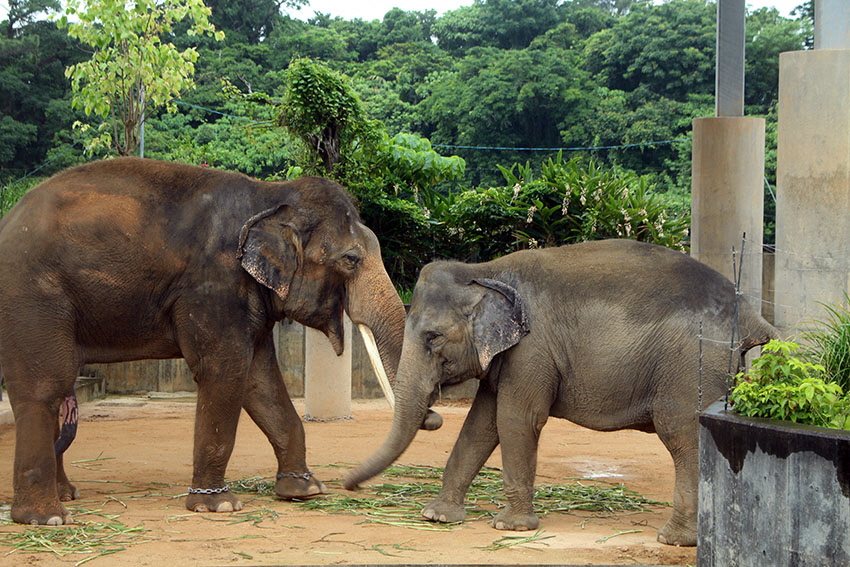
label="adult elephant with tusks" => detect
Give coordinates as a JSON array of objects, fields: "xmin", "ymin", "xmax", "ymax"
[
  {"xmin": 0, "ymin": 157, "xmax": 440, "ymax": 526},
  {"xmin": 344, "ymin": 239, "xmax": 778, "ymax": 546}
]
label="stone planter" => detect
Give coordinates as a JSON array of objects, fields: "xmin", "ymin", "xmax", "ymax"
[{"xmin": 698, "ymin": 400, "xmax": 850, "ymax": 566}]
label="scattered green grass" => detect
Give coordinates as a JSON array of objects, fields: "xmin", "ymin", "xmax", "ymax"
[
  {"xmin": 274, "ymin": 464, "xmax": 665, "ymax": 530},
  {"xmin": 0, "ymin": 517, "xmax": 149, "ymax": 566},
  {"xmin": 0, "ymin": 463, "xmax": 663, "ymax": 562}
]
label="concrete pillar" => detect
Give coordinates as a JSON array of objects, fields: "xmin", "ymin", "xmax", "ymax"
[
  {"xmin": 691, "ymin": 117, "xmax": 765, "ymax": 305},
  {"xmin": 303, "ymin": 316, "xmax": 351, "ymax": 419},
  {"xmin": 715, "ymin": 0, "xmax": 745, "ymax": 117},
  {"xmin": 815, "ymin": 0, "xmax": 850, "ymax": 49},
  {"xmin": 774, "ymin": 49, "xmax": 850, "ymax": 334}
]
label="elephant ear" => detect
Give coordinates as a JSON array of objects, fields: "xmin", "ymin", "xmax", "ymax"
[
  {"xmin": 238, "ymin": 205, "xmax": 302, "ymax": 301},
  {"xmin": 469, "ymin": 278, "xmax": 530, "ymax": 372}
]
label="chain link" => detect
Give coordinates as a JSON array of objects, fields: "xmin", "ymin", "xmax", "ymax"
[
  {"xmin": 276, "ymin": 471, "xmax": 314, "ymax": 481},
  {"xmin": 187, "ymin": 485, "xmax": 230, "ymax": 495}
]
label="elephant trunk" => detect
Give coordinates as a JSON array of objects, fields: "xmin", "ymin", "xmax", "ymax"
[
  {"xmin": 343, "ymin": 349, "xmax": 434, "ymax": 489},
  {"xmin": 359, "ymin": 290, "xmax": 404, "ymax": 392},
  {"xmin": 345, "ymin": 241, "xmax": 406, "ymax": 394}
]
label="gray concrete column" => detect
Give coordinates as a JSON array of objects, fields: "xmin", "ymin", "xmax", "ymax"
[
  {"xmin": 304, "ymin": 315, "xmax": 351, "ymax": 419},
  {"xmin": 715, "ymin": 0, "xmax": 745, "ymax": 117},
  {"xmin": 774, "ymin": 49, "xmax": 850, "ymax": 334},
  {"xmin": 691, "ymin": 117, "xmax": 765, "ymax": 306},
  {"xmin": 815, "ymin": 0, "xmax": 850, "ymax": 50}
]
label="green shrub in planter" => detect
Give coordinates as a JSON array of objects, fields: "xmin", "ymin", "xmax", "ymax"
[
  {"xmin": 730, "ymin": 340, "xmax": 850, "ymax": 430},
  {"xmin": 802, "ymin": 294, "xmax": 850, "ymax": 393}
]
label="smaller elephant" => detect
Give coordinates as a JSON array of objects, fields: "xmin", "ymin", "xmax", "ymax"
[{"xmin": 344, "ymin": 239, "xmax": 777, "ymax": 546}]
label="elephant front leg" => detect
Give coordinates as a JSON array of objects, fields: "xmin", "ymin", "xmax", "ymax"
[
  {"xmin": 423, "ymin": 385, "xmax": 499, "ymax": 524},
  {"xmin": 490, "ymin": 400, "xmax": 547, "ymax": 531},
  {"xmin": 242, "ymin": 340, "xmax": 326, "ymax": 500},
  {"xmin": 185, "ymin": 380, "xmax": 244, "ymax": 514}
]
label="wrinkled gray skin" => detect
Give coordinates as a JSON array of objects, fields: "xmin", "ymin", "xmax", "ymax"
[
  {"xmin": 0, "ymin": 157, "xmax": 440, "ymax": 526},
  {"xmin": 344, "ymin": 239, "xmax": 777, "ymax": 546}
]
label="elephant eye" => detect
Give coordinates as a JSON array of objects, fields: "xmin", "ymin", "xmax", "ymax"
[
  {"xmin": 425, "ymin": 331, "xmax": 445, "ymax": 350},
  {"xmin": 339, "ymin": 251, "xmax": 360, "ymax": 270}
]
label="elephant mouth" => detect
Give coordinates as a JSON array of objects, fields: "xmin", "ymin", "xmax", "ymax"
[{"xmin": 428, "ymin": 385, "xmax": 443, "ymax": 407}]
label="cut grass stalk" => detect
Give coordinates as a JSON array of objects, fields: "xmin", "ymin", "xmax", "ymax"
[
  {"xmin": 595, "ymin": 529, "xmax": 643, "ymax": 543},
  {"xmin": 481, "ymin": 529, "xmax": 554, "ymax": 551}
]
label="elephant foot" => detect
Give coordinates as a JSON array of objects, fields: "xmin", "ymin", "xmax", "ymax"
[
  {"xmin": 57, "ymin": 481, "xmax": 80, "ymax": 502},
  {"xmin": 186, "ymin": 490, "xmax": 243, "ymax": 513},
  {"xmin": 420, "ymin": 409, "xmax": 443, "ymax": 431},
  {"xmin": 491, "ymin": 509, "xmax": 539, "ymax": 531},
  {"xmin": 657, "ymin": 516, "xmax": 697, "ymax": 547},
  {"xmin": 11, "ymin": 501, "xmax": 73, "ymax": 526},
  {"xmin": 422, "ymin": 498, "xmax": 466, "ymax": 523},
  {"xmin": 274, "ymin": 471, "xmax": 326, "ymax": 500}
]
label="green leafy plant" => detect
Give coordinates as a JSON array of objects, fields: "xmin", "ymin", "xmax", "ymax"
[
  {"xmin": 730, "ymin": 340, "xmax": 850, "ymax": 430},
  {"xmin": 802, "ymin": 294, "xmax": 850, "ymax": 393},
  {"xmin": 59, "ymin": 0, "xmax": 224, "ymax": 156},
  {"xmin": 437, "ymin": 153, "xmax": 689, "ymax": 262}
]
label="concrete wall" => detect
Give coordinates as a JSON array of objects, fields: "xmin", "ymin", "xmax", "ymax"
[
  {"xmin": 87, "ymin": 320, "xmax": 478, "ymax": 400},
  {"xmin": 698, "ymin": 401, "xmax": 850, "ymax": 566}
]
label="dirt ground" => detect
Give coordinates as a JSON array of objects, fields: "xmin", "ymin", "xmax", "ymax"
[{"xmin": 0, "ymin": 395, "xmax": 697, "ymax": 566}]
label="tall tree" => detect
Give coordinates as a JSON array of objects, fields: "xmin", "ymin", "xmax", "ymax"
[
  {"xmin": 4, "ymin": 0, "xmax": 60, "ymax": 38},
  {"xmin": 277, "ymin": 57, "xmax": 375, "ymax": 173},
  {"xmin": 745, "ymin": 7, "xmax": 809, "ymax": 111},
  {"xmin": 59, "ymin": 0, "xmax": 224, "ymax": 156},
  {"xmin": 378, "ymin": 8, "xmax": 436, "ymax": 48},
  {"xmin": 420, "ymin": 45, "xmax": 594, "ymax": 185},
  {"xmin": 0, "ymin": 19, "xmax": 84, "ymax": 176},
  {"xmin": 583, "ymin": 0, "xmax": 716, "ymax": 101},
  {"xmin": 204, "ymin": 0, "xmax": 305, "ymax": 44},
  {"xmin": 433, "ymin": 0, "xmax": 564, "ymax": 54}
]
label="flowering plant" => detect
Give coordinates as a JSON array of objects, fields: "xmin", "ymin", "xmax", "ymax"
[{"xmin": 439, "ymin": 153, "xmax": 689, "ymax": 260}]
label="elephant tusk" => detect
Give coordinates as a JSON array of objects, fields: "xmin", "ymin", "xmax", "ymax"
[{"xmin": 358, "ymin": 323, "xmax": 395, "ymax": 409}]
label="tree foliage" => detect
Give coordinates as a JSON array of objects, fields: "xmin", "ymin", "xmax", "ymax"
[
  {"xmin": 277, "ymin": 57, "xmax": 373, "ymax": 173},
  {"xmin": 204, "ymin": 0, "xmax": 304, "ymax": 44},
  {"xmin": 4, "ymin": 0, "xmax": 61, "ymax": 38},
  {"xmin": 59, "ymin": 0, "xmax": 224, "ymax": 156},
  {"xmin": 1, "ymin": 0, "xmax": 813, "ymax": 281}
]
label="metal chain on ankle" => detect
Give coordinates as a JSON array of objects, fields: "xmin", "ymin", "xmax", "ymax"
[
  {"xmin": 276, "ymin": 471, "xmax": 314, "ymax": 481},
  {"xmin": 187, "ymin": 485, "xmax": 230, "ymax": 495}
]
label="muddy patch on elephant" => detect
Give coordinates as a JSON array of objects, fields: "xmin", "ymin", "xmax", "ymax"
[{"xmin": 0, "ymin": 397, "xmax": 696, "ymax": 566}]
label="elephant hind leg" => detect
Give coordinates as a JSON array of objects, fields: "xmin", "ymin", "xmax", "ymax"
[
  {"xmin": 10, "ymin": 400, "xmax": 74, "ymax": 525},
  {"xmin": 55, "ymin": 391, "xmax": 80, "ymax": 502},
  {"xmin": 657, "ymin": 452, "xmax": 698, "ymax": 546},
  {"xmin": 3, "ymin": 350, "xmax": 79, "ymax": 525},
  {"xmin": 654, "ymin": 419, "xmax": 699, "ymax": 546}
]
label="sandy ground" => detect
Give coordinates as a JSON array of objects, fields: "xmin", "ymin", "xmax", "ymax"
[{"xmin": 0, "ymin": 396, "xmax": 697, "ymax": 566}]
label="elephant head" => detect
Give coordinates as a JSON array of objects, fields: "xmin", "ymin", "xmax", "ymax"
[
  {"xmin": 236, "ymin": 176, "xmax": 447, "ymax": 430},
  {"xmin": 343, "ymin": 262, "xmax": 528, "ymax": 488},
  {"xmin": 238, "ymin": 177, "xmax": 406, "ymax": 397}
]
